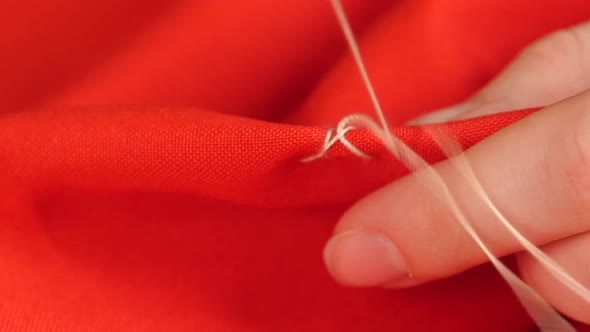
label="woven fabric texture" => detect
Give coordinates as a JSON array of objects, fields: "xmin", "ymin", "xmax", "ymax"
[{"xmin": 1, "ymin": 0, "xmax": 589, "ymax": 331}]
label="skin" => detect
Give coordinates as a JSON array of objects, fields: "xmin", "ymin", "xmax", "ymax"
[{"xmin": 323, "ymin": 20, "xmax": 590, "ymax": 324}]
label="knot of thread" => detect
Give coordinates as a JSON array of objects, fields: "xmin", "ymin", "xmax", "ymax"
[{"xmin": 301, "ymin": 119, "xmax": 371, "ymax": 162}]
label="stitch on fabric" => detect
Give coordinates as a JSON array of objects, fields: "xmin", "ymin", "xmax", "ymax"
[{"xmin": 301, "ymin": 123, "xmax": 370, "ymax": 162}]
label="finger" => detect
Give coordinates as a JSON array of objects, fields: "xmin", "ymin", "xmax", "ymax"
[
  {"xmin": 517, "ymin": 232, "xmax": 590, "ymax": 324},
  {"xmin": 409, "ymin": 20, "xmax": 590, "ymax": 125},
  {"xmin": 458, "ymin": 20, "xmax": 590, "ymax": 119},
  {"xmin": 323, "ymin": 89, "xmax": 590, "ymax": 287}
]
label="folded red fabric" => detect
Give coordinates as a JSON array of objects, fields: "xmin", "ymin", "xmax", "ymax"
[{"xmin": 1, "ymin": 0, "xmax": 589, "ymax": 331}]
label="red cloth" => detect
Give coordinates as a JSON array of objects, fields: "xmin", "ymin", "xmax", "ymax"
[{"xmin": 1, "ymin": 0, "xmax": 589, "ymax": 331}]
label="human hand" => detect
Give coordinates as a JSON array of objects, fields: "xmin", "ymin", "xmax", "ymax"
[{"xmin": 323, "ymin": 21, "xmax": 590, "ymax": 324}]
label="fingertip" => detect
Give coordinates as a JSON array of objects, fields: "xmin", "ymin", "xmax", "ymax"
[{"xmin": 323, "ymin": 229, "xmax": 410, "ymax": 287}]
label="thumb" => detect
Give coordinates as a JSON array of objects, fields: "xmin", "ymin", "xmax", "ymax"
[{"xmin": 323, "ymin": 89, "xmax": 590, "ymax": 289}]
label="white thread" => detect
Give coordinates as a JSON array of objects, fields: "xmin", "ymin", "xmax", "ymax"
[
  {"xmin": 329, "ymin": 0, "xmax": 390, "ymax": 134},
  {"xmin": 301, "ymin": 126, "xmax": 370, "ymax": 162},
  {"xmin": 326, "ymin": 0, "xmax": 587, "ymax": 330},
  {"xmin": 342, "ymin": 114, "xmax": 576, "ymax": 331},
  {"xmin": 426, "ymin": 126, "xmax": 590, "ymax": 304}
]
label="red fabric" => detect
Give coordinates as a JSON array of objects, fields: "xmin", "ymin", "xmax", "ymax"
[{"xmin": 1, "ymin": 0, "xmax": 589, "ymax": 331}]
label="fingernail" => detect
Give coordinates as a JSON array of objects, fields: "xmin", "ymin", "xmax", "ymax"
[
  {"xmin": 323, "ymin": 230, "xmax": 409, "ymax": 287},
  {"xmin": 407, "ymin": 101, "xmax": 477, "ymax": 125}
]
